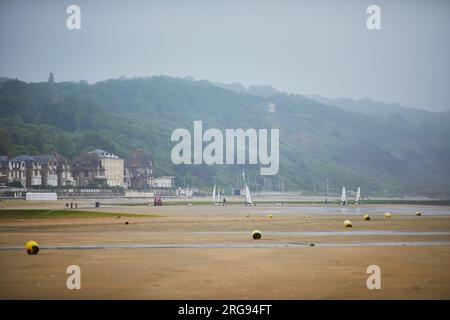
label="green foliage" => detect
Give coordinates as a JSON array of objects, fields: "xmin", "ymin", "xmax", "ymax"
[{"xmin": 0, "ymin": 76, "xmax": 449, "ymax": 196}]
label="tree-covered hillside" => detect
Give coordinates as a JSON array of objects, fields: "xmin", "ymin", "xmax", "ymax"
[{"xmin": 0, "ymin": 76, "xmax": 449, "ymax": 196}]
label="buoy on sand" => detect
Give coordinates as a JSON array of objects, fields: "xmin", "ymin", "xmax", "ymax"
[
  {"xmin": 252, "ymin": 230, "xmax": 262, "ymax": 240},
  {"xmin": 344, "ymin": 220, "xmax": 352, "ymax": 227},
  {"xmin": 245, "ymin": 213, "xmax": 250, "ymax": 218},
  {"xmin": 25, "ymin": 241, "xmax": 39, "ymax": 255},
  {"xmin": 416, "ymin": 210, "xmax": 421, "ymax": 216},
  {"xmin": 384, "ymin": 212, "xmax": 392, "ymax": 219},
  {"xmin": 268, "ymin": 214, "xmax": 273, "ymax": 219},
  {"xmin": 363, "ymin": 214, "xmax": 371, "ymax": 221}
]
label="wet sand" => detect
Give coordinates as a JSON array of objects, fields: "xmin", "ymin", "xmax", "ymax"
[{"xmin": 0, "ymin": 201, "xmax": 449, "ymax": 299}]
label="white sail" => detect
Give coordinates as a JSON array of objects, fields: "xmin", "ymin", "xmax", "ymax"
[
  {"xmin": 217, "ymin": 189, "xmax": 221, "ymax": 202},
  {"xmin": 212, "ymin": 185, "xmax": 217, "ymax": 203},
  {"xmin": 186, "ymin": 186, "xmax": 189, "ymax": 200},
  {"xmin": 355, "ymin": 187, "xmax": 361, "ymax": 203},
  {"xmin": 245, "ymin": 183, "xmax": 253, "ymax": 205},
  {"xmin": 341, "ymin": 186, "xmax": 347, "ymax": 204}
]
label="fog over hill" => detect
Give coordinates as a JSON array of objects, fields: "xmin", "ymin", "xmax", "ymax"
[{"xmin": 0, "ymin": 76, "xmax": 449, "ymax": 196}]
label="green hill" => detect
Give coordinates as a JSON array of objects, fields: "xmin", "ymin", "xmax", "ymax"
[{"xmin": 0, "ymin": 76, "xmax": 449, "ymax": 196}]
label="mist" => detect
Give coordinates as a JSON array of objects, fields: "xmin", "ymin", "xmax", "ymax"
[{"xmin": 0, "ymin": 0, "xmax": 449, "ymax": 111}]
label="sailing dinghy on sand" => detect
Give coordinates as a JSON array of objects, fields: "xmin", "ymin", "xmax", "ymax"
[
  {"xmin": 340, "ymin": 186, "xmax": 347, "ymax": 206},
  {"xmin": 186, "ymin": 186, "xmax": 192, "ymax": 205},
  {"xmin": 355, "ymin": 187, "xmax": 361, "ymax": 205},
  {"xmin": 244, "ymin": 183, "xmax": 254, "ymax": 206},
  {"xmin": 212, "ymin": 185, "xmax": 223, "ymax": 206},
  {"xmin": 241, "ymin": 169, "xmax": 254, "ymax": 206}
]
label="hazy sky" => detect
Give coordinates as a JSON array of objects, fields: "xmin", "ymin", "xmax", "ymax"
[{"xmin": 1, "ymin": 0, "xmax": 449, "ymax": 111}]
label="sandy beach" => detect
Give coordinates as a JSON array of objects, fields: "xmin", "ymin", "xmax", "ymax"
[{"xmin": 1, "ymin": 201, "xmax": 449, "ymax": 299}]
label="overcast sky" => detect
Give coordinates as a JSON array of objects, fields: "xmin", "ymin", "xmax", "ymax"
[{"xmin": 0, "ymin": 0, "xmax": 449, "ymax": 111}]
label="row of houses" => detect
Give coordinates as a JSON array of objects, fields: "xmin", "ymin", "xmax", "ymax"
[{"xmin": 0, "ymin": 149, "xmax": 175, "ymax": 189}]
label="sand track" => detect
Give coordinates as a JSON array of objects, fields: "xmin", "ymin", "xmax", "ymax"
[{"xmin": 1, "ymin": 202, "xmax": 449, "ymax": 299}]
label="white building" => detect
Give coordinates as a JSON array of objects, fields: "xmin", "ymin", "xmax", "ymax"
[
  {"xmin": 11, "ymin": 155, "xmax": 39, "ymax": 187},
  {"xmin": 53, "ymin": 153, "xmax": 75, "ymax": 187},
  {"xmin": 33, "ymin": 155, "xmax": 58, "ymax": 187},
  {"xmin": 88, "ymin": 149, "xmax": 124, "ymax": 187}
]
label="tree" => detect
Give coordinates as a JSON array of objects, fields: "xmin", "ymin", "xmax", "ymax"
[
  {"xmin": 56, "ymin": 135, "xmax": 76, "ymax": 158},
  {"xmin": 0, "ymin": 129, "xmax": 16, "ymax": 155}
]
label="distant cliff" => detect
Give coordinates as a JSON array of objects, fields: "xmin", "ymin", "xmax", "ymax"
[{"xmin": 0, "ymin": 76, "xmax": 449, "ymax": 196}]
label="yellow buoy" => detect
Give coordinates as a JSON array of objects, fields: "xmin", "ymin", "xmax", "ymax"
[
  {"xmin": 384, "ymin": 212, "xmax": 392, "ymax": 219},
  {"xmin": 25, "ymin": 241, "xmax": 39, "ymax": 255},
  {"xmin": 252, "ymin": 230, "xmax": 262, "ymax": 240},
  {"xmin": 363, "ymin": 214, "xmax": 371, "ymax": 221},
  {"xmin": 268, "ymin": 214, "xmax": 273, "ymax": 219},
  {"xmin": 416, "ymin": 211, "xmax": 421, "ymax": 216},
  {"xmin": 344, "ymin": 220, "xmax": 352, "ymax": 227}
]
